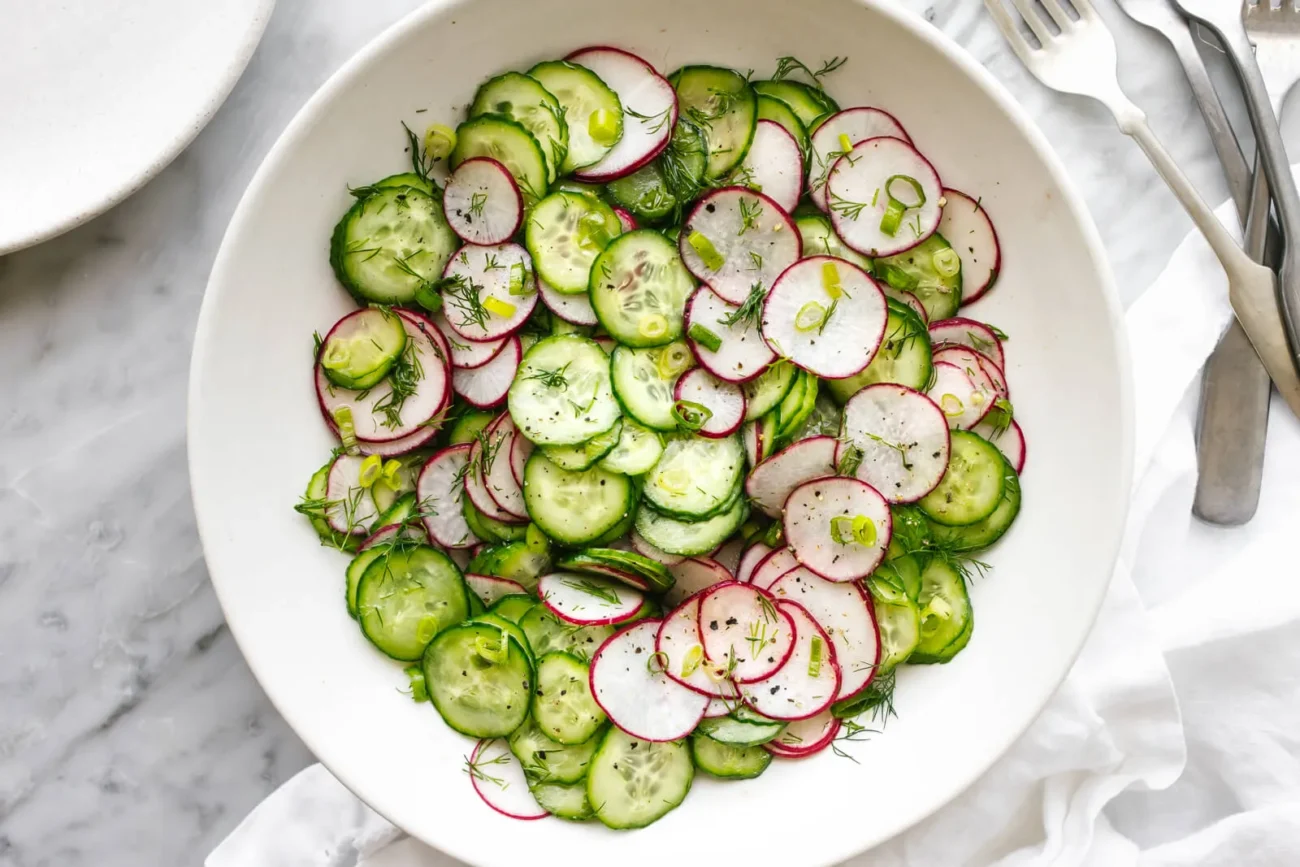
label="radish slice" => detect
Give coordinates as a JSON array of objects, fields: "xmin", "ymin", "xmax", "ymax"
[
  {"xmin": 468, "ymin": 739, "xmax": 548, "ymax": 820},
  {"xmin": 761, "ymin": 257, "xmax": 888, "ymax": 379},
  {"xmin": 538, "ymin": 276, "xmax": 598, "ymax": 326},
  {"xmin": 656, "ymin": 596, "xmax": 741, "ymax": 698},
  {"xmin": 712, "ymin": 540, "xmax": 745, "ymax": 576},
  {"xmin": 827, "ymin": 137, "xmax": 943, "ymax": 258},
  {"xmin": 441, "ymin": 243, "xmax": 539, "ymax": 342},
  {"xmin": 476, "ymin": 414, "xmax": 527, "ymax": 519},
  {"xmin": 465, "ymin": 573, "xmax": 528, "ymax": 606},
  {"xmin": 784, "ymin": 477, "xmax": 892, "ymax": 582},
  {"xmin": 453, "ymin": 336, "xmax": 521, "ymax": 408},
  {"xmin": 745, "ymin": 436, "xmax": 838, "ymax": 518},
  {"xmin": 764, "ymin": 711, "xmax": 841, "ymax": 757},
  {"xmin": 325, "ymin": 454, "xmax": 381, "ymax": 535},
  {"xmin": 739, "ymin": 600, "xmax": 841, "ymax": 721},
  {"xmin": 444, "ymin": 157, "xmax": 523, "ymax": 245},
  {"xmin": 433, "ymin": 311, "xmax": 507, "ymax": 370},
  {"xmin": 927, "ymin": 361, "xmax": 994, "ymax": 430},
  {"xmin": 631, "ymin": 529, "xmax": 686, "ymax": 566},
  {"xmin": 808, "ymin": 107, "xmax": 911, "ymax": 210},
  {"xmin": 973, "ymin": 416, "xmax": 1027, "ymax": 474},
  {"xmin": 418, "ymin": 445, "xmax": 483, "ymax": 549},
  {"xmin": 838, "ymin": 385, "xmax": 952, "ymax": 503},
  {"xmin": 732, "ymin": 120, "xmax": 803, "ymax": 213},
  {"xmin": 928, "ymin": 317, "xmax": 1006, "ymax": 369},
  {"xmin": 939, "ymin": 188, "xmax": 1001, "ymax": 304},
  {"xmin": 769, "ymin": 567, "xmax": 880, "ymax": 701},
  {"xmin": 664, "ymin": 557, "xmax": 733, "ymax": 608},
  {"xmin": 359, "ymin": 522, "xmax": 427, "ymax": 551},
  {"xmin": 673, "ymin": 368, "xmax": 745, "ymax": 438},
  {"xmin": 539, "ymin": 573, "xmax": 645, "ymax": 626},
  {"xmin": 613, "ymin": 207, "xmax": 638, "ymax": 232},
  {"xmin": 566, "ymin": 563, "xmax": 650, "ymax": 592},
  {"xmin": 355, "ymin": 424, "xmax": 440, "ymax": 457},
  {"xmin": 736, "ymin": 543, "xmax": 773, "ymax": 584},
  {"xmin": 509, "ymin": 427, "xmax": 532, "ymax": 487},
  {"xmin": 568, "ymin": 47, "xmax": 677, "ymax": 182},
  {"xmin": 697, "ymin": 582, "xmax": 797, "ymax": 683},
  {"xmin": 685, "ymin": 286, "xmax": 776, "ymax": 383},
  {"xmin": 749, "ymin": 546, "xmax": 799, "ymax": 591},
  {"xmin": 678, "ymin": 187, "xmax": 801, "ymax": 305},
  {"xmin": 703, "ymin": 697, "xmax": 733, "ymax": 718},
  {"xmin": 448, "ymin": 548, "xmax": 472, "ymax": 570},
  {"xmin": 589, "ymin": 620, "xmax": 710, "ymax": 741},
  {"xmin": 316, "ymin": 314, "xmax": 450, "ymax": 443},
  {"xmin": 933, "ymin": 346, "xmax": 1009, "ymax": 400}
]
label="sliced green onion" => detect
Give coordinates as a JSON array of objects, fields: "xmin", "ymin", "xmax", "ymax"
[
  {"xmin": 577, "ymin": 212, "xmax": 613, "ymax": 251},
  {"xmin": 880, "ymin": 174, "xmax": 927, "ymax": 237},
  {"xmin": 838, "ymin": 133, "xmax": 854, "ymax": 155},
  {"xmin": 795, "ymin": 301, "xmax": 828, "ymax": 332},
  {"xmin": 508, "ymin": 262, "xmax": 534, "ymax": 296},
  {"xmin": 648, "ymin": 650, "xmax": 670, "ymax": 675},
  {"xmin": 880, "ymin": 200, "xmax": 906, "ymax": 236},
  {"xmin": 588, "ymin": 108, "xmax": 620, "ymax": 146},
  {"xmin": 672, "ymin": 400, "xmax": 714, "ymax": 431},
  {"xmin": 423, "ymin": 124, "xmax": 457, "ymax": 161},
  {"xmin": 417, "ymin": 615, "xmax": 442, "ymax": 646},
  {"xmin": 821, "ymin": 261, "xmax": 843, "ymax": 299},
  {"xmin": 688, "ymin": 322, "xmax": 723, "ymax": 353},
  {"xmin": 655, "ymin": 344, "xmax": 693, "ymax": 379},
  {"xmin": 760, "ymin": 521, "xmax": 784, "ymax": 548},
  {"xmin": 332, "ymin": 406, "xmax": 359, "ymax": 455},
  {"xmin": 638, "ymin": 314, "xmax": 669, "ymax": 340},
  {"xmin": 322, "ymin": 341, "xmax": 352, "ymax": 371},
  {"xmin": 852, "ymin": 515, "xmax": 877, "ymax": 547},
  {"xmin": 939, "ymin": 393, "xmax": 964, "ymax": 417},
  {"xmin": 358, "ymin": 454, "xmax": 384, "ymax": 488},
  {"xmin": 933, "ymin": 248, "xmax": 961, "ymax": 278},
  {"xmin": 808, "ymin": 636, "xmax": 824, "ymax": 677},
  {"xmin": 836, "ymin": 443, "xmax": 864, "ymax": 477},
  {"xmin": 414, "ymin": 281, "xmax": 443, "ymax": 314},
  {"xmin": 688, "ymin": 230, "xmax": 726, "ymax": 271},
  {"xmin": 474, "ymin": 628, "xmax": 509, "ymax": 663},
  {"xmin": 831, "ymin": 515, "xmax": 857, "ymax": 545},
  {"xmin": 877, "ymin": 263, "xmax": 920, "ymax": 293},
  {"xmin": 404, "ymin": 664, "xmax": 430, "ymax": 703},
  {"xmin": 659, "ymin": 467, "xmax": 691, "ymax": 494},
  {"xmin": 483, "ymin": 297, "xmax": 517, "ymax": 319},
  {"xmin": 381, "ymin": 459, "xmax": 403, "ymax": 484},
  {"xmin": 681, "ymin": 645, "xmax": 704, "ymax": 678}
]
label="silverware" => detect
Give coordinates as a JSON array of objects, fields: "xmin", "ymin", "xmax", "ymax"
[
  {"xmin": 1113, "ymin": 0, "xmax": 1272, "ymax": 525},
  {"xmin": 982, "ymin": 0, "xmax": 1300, "ymax": 422},
  {"xmin": 1174, "ymin": 0, "xmax": 1300, "ymax": 359}
]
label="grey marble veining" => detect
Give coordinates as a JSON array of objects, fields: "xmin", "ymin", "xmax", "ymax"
[{"xmin": 0, "ymin": 1, "xmax": 1291, "ymax": 864}]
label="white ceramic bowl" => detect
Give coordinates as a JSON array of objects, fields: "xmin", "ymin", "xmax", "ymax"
[{"xmin": 189, "ymin": 1, "xmax": 1133, "ymax": 863}]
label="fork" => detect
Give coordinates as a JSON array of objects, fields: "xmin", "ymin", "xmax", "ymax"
[{"xmin": 983, "ymin": 0, "xmax": 1300, "ymax": 421}]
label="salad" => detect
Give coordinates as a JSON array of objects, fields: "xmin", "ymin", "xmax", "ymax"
[{"xmin": 297, "ymin": 46, "xmax": 1022, "ymax": 829}]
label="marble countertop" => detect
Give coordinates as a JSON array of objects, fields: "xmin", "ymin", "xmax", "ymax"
[{"xmin": 0, "ymin": 1, "xmax": 1291, "ymax": 863}]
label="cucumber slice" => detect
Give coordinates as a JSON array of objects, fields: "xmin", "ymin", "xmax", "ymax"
[
  {"xmin": 827, "ymin": 302, "xmax": 933, "ymax": 402},
  {"xmin": 751, "ymin": 79, "xmax": 838, "ymax": 127},
  {"xmin": 345, "ymin": 547, "xmax": 386, "ymax": 619},
  {"xmin": 423, "ymin": 622, "xmax": 533, "ymax": 737},
  {"xmin": 695, "ymin": 714, "xmax": 785, "ymax": 747},
  {"xmin": 523, "ymin": 452, "xmax": 634, "ymax": 546},
  {"xmin": 587, "ymin": 727, "xmax": 694, "ymax": 830},
  {"xmin": 643, "ymin": 434, "xmax": 745, "ymax": 520},
  {"xmin": 451, "ymin": 115, "xmax": 549, "ymax": 204},
  {"xmin": 356, "ymin": 546, "xmax": 469, "ymax": 661},
  {"xmin": 756, "ymin": 94, "xmax": 809, "ymax": 161},
  {"xmin": 611, "ymin": 341, "xmax": 696, "ymax": 431},
  {"xmin": 874, "ymin": 233, "xmax": 963, "ymax": 322},
  {"xmin": 741, "ymin": 360, "xmax": 797, "ymax": 421},
  {"xmin": 871, "ymin": 592, "xmax": 921, "ymax": 673},
  {"xmin": 529, "ymin": 780, "xmax": 594, "ymax": 821},
  {"xmin": 467, "ymin": 540, "xmax": 550, "ymax": 592},
  {"xmin": 373, "ymin": 491, "xmax": 418, "ymax": 530},
  {"xmin": 532, "ymin": 652, "xmax": 607, "ymax": 745},
  {"xmin": 795, "ymin": 213, "xmax": 873, "ymax": 271},
  {"xmin": 318, "ymin": 308, "xmax": 408, "ymax": 390},
  {"xmin": 525, "ymin": 191, "xmax": 622, "ymax": 294},
  {"xmin": 447, "ymin": 408, "xmax": 497, "ymax": 444},
  {"xmin": 929, "ymin": 453, "xmax": 1021, "ymax": 551},
  {"xmin": 299, "ymin": 460, "xmax": 359, "ymax": 552},
  {"xmin": 528, "ymin": 60, "xmax": 623, "ymax": 174},
  {"xmin": 910, "ymin": 558, "xmax": 973, "ymax": 663},
  {"xmin": 371, "ymin": 171, "xmax": 435, "ymax": 194},
  {"xmin": 590, "ymin": 229, "xmax": 696, "ymax": 347},
  {"xmin": 541, "ymin": 418, "xmax": 623, "ymax": 471},
  {"xmin": 555, "ymin": 548, "xmax": 675, "ymax": 593},
  {"xmin": 469, "ymin": 612, "xmax": 536, "ymax": 667},
  {"xmin": 690, "ymin": 734, "xmax": 772, "ymax": 780},
  {"xmin": 329, "ymin": 185, "xmax": 459, "ymax": 305},
  {"xmin": 508, "ymin": 335, "xmax": 621, "ymax": 446},
  {"xmin": 508, "ymin": 716, "xmax": 602, "ymax": 784},
  {"xmin": 918, "ymin": 431, "xmax": 1005, "ymax": 526},
  {"xmin": 668, "ymin": 66, "xmax": 757, "ymax": 178},
  {"xmin": 634, "ymin": 496, "xmax": 748, "ymax": 557},
  {"xmin": 519, "ymin": 605, "xmax": 615, "ymax": 662},
  {"xmin": 604, "ymin": 120, "xmax": 708, "ymax": 224},
  {"xmin": 489, "ymin": 593, "xmax": 537, "ymax": 624},
  {"xmin": 469, "ymin": 72, "xmax": 569, "ymax": 183},
  {"xmin": 599, "ymin": 418, "xmax": 665, "ymax": 475}
]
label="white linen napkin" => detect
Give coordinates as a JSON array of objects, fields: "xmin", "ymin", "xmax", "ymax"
[{"xmin": 209, "ymin": 189, "xmax": 1300, "ymax": 866}]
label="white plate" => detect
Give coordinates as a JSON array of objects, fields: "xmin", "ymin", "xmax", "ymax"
[
  {"xmin": 189, "ymin": 0, "xmax": 1133, "ymax": 863},
  {"xmin": 0, "ymin": 0, "xmax": 275, "ymax": 254}
]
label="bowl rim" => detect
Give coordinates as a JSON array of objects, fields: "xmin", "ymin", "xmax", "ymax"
[{"xmin": 189, "ymin": 0, "xmax": 1134, "ymax": 861}]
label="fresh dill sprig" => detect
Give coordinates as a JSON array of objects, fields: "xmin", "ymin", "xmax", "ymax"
[
  {"xmin": 748, "ymin": 250, "xmax": 764, "ymax": 271},
  {"xmin": 525, "ymin": 362, "xmax": 571, "ymax": 390},
  {"xmin": 437, "ymin": 274, "xmax": 490, "ymax": 333},
  {"xmin": 737, "ymin": 196, "xmax": 761, "ymax": 236},
  {"xmin": 464, "ymin": 748, "xmax": 511, "ymax": 790},
  {"xmin": 559, "ymin": 578, "xmax": 622, "ymax": 606},
  {"xmin": 626, "ymin": 104, "xmax": 674, "ymax": 135},
  {"xmin": 828, "ymin": 190, "xmax": 869, "ymax": 221},
  {"xmin": 860, "ymin": 430, "xmax": 914, "ymax": 470},
  {"xmin": 720, "ymin": 283, "xmax": 766, "ymax": 330},
  {"xmin": 771, "ymin": 55, "xmax": 848, "ymax": 92},
  {"xmin": 402, "ymin": 121, "xmax": 436, "ymax": 183},
  {"xmin": 474, "ymin": 426, "xmax": 507, "ymax": 477},
  {"xmin": 817, "ymin": 298, "xmax": 839, "ymax": 335},
  {"xmin": 830, "ymin": 717, "xmax": 879, "ymax": 763},
  {"xmin": 469, "ymin": 192, "xmax": 488, "ymax": 221},
  {"xmin": 686, "ymin": 87, "xmax": 742, "ymax": 128},
  {"xmin": 371, "ymin": 341, "xmax": 425, "ymax": 430},
  {"xmin": 312, "ymin": 330, "xmax": 324, "ymax": 359}
]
